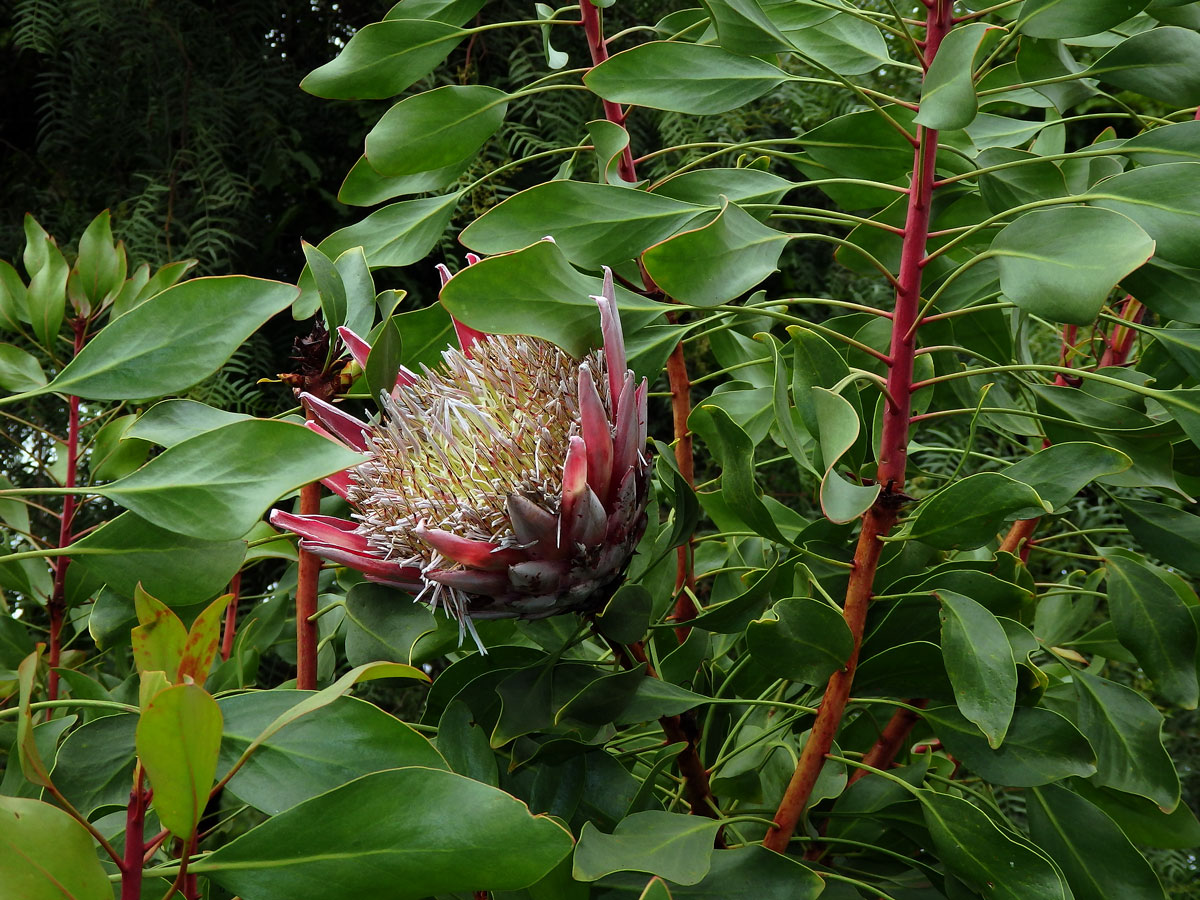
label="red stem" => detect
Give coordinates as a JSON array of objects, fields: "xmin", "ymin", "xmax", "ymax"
[
  {"xmin": 849, "ymin": 699, "xmax": 928, "ymax": 784},
  {"xmin": 220, "ymin": 571, "xmax": 242, "ymax": 661},
  {"xmin": 121, "ymin": 767, "xmax": 148, "ymax": 899},
  {"xmin": 47, "ymin": 320, "xmax": 87, "ymax": 703},
  {"xmin": 763, "ymin": 1, "xmax": 954, "ymax": 853},
  {"xmin": 666, "ymin": 339, "xmax": 700, "ymax": 637},
  {"xmin": 295, "ymin": 483, "xmax": 321, "ymax": 690},
  {"xmin": 580, "ymin": 0, "xmax": 636, "ymax": 182}
]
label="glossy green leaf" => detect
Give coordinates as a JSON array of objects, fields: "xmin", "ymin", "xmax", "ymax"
[
  {"xmin": 0, "ymin": 796, "xmax": 113, "ymax": 900},
  {"xmin": 178, "ymin": 592, "xmax": 232, "ymax": 684},
  {"xmin": 51, "ymin": 713, "xmax": 138, "ymax": 815},
  {"xmin": 587, "ymin": 120, "xmax": 637, "ymax": 186},
  {"xmin": 1100, "ymin": 548, "xmax": 1198, "ymax": 708},
  {"xmin": 440, "ymin": 239, "xmax": 667, "ymax": 358},
  {"xmin": 0, "ymin": 343, "xmax": 46, "ymax": 393},
  {"xmin": 343, "ymin": 582, "xmax": 457, "ymax": 667},
  {"xmin": 574, "ymin": 811, "xmax": 721, "ymax": 884},
  {"xmin": 746, "ymin": 597, "xmax": 853, "ymax": 685},
  {"xmin": 919, "ymin": 789, "xmax": 1071, "ymax": 900},
  {"xmin": 1119, "ymin": 498, "xmax": 1200, "ymax": 576},
  {"xmin": 460, "ymin": 181, "xmax": 705, "ymax": 269},
  {"xmin": 937, "ymin": 589, "xmax": 1017, "ymax": 748},
  {"xmin": 1003, "ymin": 442, "xmax": 1130, "ymax": 509},
  {"xmin": 1069, "ymin": 779, "xmax": 1200, "ymax": 850},
  {"xmin": 218, "ymin": 690, "xmax": 447, "ymax": 815},
  {"xmin": 1027, "ymin": 784, "xmax": 1167, "ymax": 900},
  {"xmin": 642, "ymin": 197, "xmax": 788, "ymax": 306},
  {"xmin": 70, "ymin": 512, "xmax": 245, "ymax": 604},
  {"xmin": 916, "ymin": 23, "xmax": 995, "ymax": 131},
  {"xmin": 990, "ymin": 206, "xmax": 1156, "ymax": 324},
  {"xmin": 384, "ymin": 0, "xmax": 486, "ymax": 26},
  {"xmin": 1089, "ymin": 162, "xmax": 1200, "ymax": 268},
  {"xmin": 593, "ymin": 845, "xmax": 823, "ymax": 899},
  {"xmin": 782, "ymin": 8, "xmax": 890, "ymax": 76},
  {"xmin": 26, "ymin": 276, "xmax": 298, "ymax": 401},
  {"xmin": 338, "ymin": 154, "xmax": 471, "ymax": 205},
  {"xmin": 302, "ymin": 241, "xmax": 347, "ymax": 337},
  {"xmin": 813, "ymin": 387, "xmax": 878, "ymax": 523},
  {"xmin": 394, "ymin": 301, "xmax": 456, "ymax": 369},
  {"xmin": 23, "ymin": 216, "xmax": 66, "ymax": 350},
  {"xmin": 903, "ymin": 472, "xmax": 1047, "ymax": 549},
  {"xmin": 584, "ymin": 42, "xmax": 789, "ymax": 115},
  {"xmin": 651, "ymin": 168, "xmax": 792, "ymax": 211},
  {"xmin": 594, "ymin": 584, "xmax": 653, "ymax": 645},
  {"xmin": 689, "ymin": 404, "xmax": 787, "ymax": 543},
  {"xmin": 365, "ymin": 315, "xmax": 403, "ymax": 405},
  {"xmin": 1019, "ymin": 0, "xmax": 1151, "ymax": 38},
  {"xmin": 926, "ymin": 705, "xmax": 1096, "ymax": 786},
  {"xmin": 366, "ymin": 85, "xmax": 507, "ymax": 176},
  {"xmin": 87, "ymin": 414, "xmax": 151, "ymax": 481},
  {"xmin": 1088, "ymin": 27, "xmax": 1200, "ymax": 106},
  {"xmin": 195, "ymin": 767, "xmax": 574, "ymax": 898},
  {"xmin": 639, "ymin": 878, "xmax": 672, "ymax": 900},
  {"xmin": 316, "ymin": 192, "xmax": 462, "ymax": 269},
  {"xmin": 136, "ymin": 683, "xmax": 223, "ymax": 837},
  {"xmin": 71, "ymin": 210, "xmax": 123, "ymax": 310},
  {"xmin": 126, "ymin": 399, "xmax": 251, "ymax": 447},
  {"xmin": 436, "ymin": 698, "xmax": 499, "ymax": 786},
  {"xmin": 1073, "ymin": 671, "xmax": 1179, "ymax": 811},
  {"xmin": 95, "ymin": 420, "xmax": 363, "ymax": 541},
  {"xmin": 300, "ymin": 20, "xmax": 466, "ymax": 99}
]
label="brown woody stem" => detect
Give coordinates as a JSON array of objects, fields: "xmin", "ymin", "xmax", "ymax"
[
  {"xmin": 850, "ymin": 699, "xmax": 929, "ymax": 784},
  {"xmin": 763, "ymin": 0, "xmax": 954, "ymax": 853}
]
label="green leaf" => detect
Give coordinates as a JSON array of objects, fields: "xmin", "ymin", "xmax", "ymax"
[
  {"xmin": 1089, "ymin": 162, "xmax": 1200, "ymax": 268},
  {"xmin": 343, "ymin": 582, "xmax": 457, "ymax": 667},
  {"xmin": 393, "ymin": 301, "xmax": 455, "ymax": 370},
  {"xmin": 926, "ymin": 705, "xmax": 1096, "ymax": 786},
  {"xmin": 1119, "ymin": 497, "xmax": 1200, "ymax": 576},
  {"xmin": 131, "ymin": 584, "xmax": 187, "ymax": 678},
  {"xmin": 594, "ymin": 584, "xmax": 653, "ymax": 646},
  {"xmin": 70, "ymin": 512, "xmax": 245, "ymax": 604},
  {"xmin": 639, "ymin": 878, "xmax": 672, "ymax": 900},
  {"xmin": 316, "ymin": 192, "xmax": 462, "ymax": 269},
  {"xmin": 1027, "ymin": 784, "xmax": 1167, "ymax": 900},
  {"xmin": 436, "ymin": 699, "xmax": 499, "ymax": 786},
  {"xmin": 23, "ymin": 216, "xmax": 66, "ymax": 350},
  {"xmin": 460, "ymin": 181, "xmax": 705, "ymax": 270},
  {"xmin": 365, "ymin": 315, "xmax": 403, "ymax": 405},
  {"xmin": 641, "ymin": 197, "xmax": 788, "ymax": 306},
  {"xmin": 746, "ymin": 597, "xmax": 853, "ymax": 685},
  {"xmin": 593, "ymin": 845, "xmax": 824, "ymax": 898},
  {"xmin": 587, "ymin": 120, "xmax": 638, "ymax": 186},
  {"xmin": 1019, "ymin": 0, "xmax": 1151, "ymax": 38},
  {"xmin": 1073, "ymin": 671, "xmax": 1180, "ymax": 811},
  {"xmin": 126, "ymin": 399, "xmax": 252, "ymax": 447},
  {"xmin": 301, "ymin": 241, "xmax": 347, "ymax": 336},
  {"xmin": 1069, "ymin": 779, "xmax": 1200, "ymax": 850},
  {"xmin": 573, "ymin": 811, "xmax": 721, "ymax": 884},
  {"xmin": 439, "ymin": 238, "xmax": 668, "ymax": 358},
  {"xmin": 1100, "ymin": 548, "xmax": 1198, "ymax": 708},
  {"xmin": 338, "ymin": 154, "xmax": 470, "ymax": 205},
  {"xmin": 29, "ymin": 276, "xmax": 298, "ymax": 401},
  {"xmin": 194, "ymin": 767, "xmax": 574, "ymax": 898},
  {"xmin": 52, "ymin": 713, "xmax": 138, "ymax": 815},
  {"xmin": 937, "ymin": 589, "xmax": 1018, "ymax": 748},
  {"xmin": 179, "ymin": 592, "xmax": 232, "ymax": 684},
  {"xmin": 217, "ymin": 690, "xmax": 447, "ymax": 815},
  {"xmin": 584, "ymin": 42, "xmax": 789, "ymax": 115},
  {"xmin": 0, "ymin": 796, "xmax": 113, "ymax": 900},
  {"xmin": 300, "ymin": 20, "xmax": 466, "ymax": 99},
  {"xmin": 782, "ymin": 8, "xmax": 891, "ymax": 76},
  {"xmin": 903, "ymin": 472, "xmax": 1047, "ymax": 550},
  {"xmin": 1003, "ymin": 442, "xmax": 1130, "ymax": 509},
  {"xmin": 1088, "ymin": 26, "xmax": 1200, "ymax": 106},
  {"xmin": 651, "ymin": 168, "xmax": 793, "ymax": 210},
  {"xmin": 916, "ymin": 23, "xmax": 996, "ymax": 131},
  {"xmin": 919, "ymin": 789, "xmax": 1071, "ymax": 900},
  {"xmin": 95, "ymin": 420, "xmax": 364, "ymax": 541},
  {"xmin": 990, "ymin": 206, "xmax": 1156, "ymax": 324},
  {"xmin": 72, "ymin": 209, "xmax": 124, "ymax": 310},
  {"xmin": 0, "ymin": 343, "xmax": 47, "ymax": 393},
  {"xmin": 366, "ymin": 85, "xmax": 507, "ymax": 176},
  {"xmin": 136, "ymin": 683, "xmax": 223, "ymax": 837},
  {"xmin": 689, "ymin": 404, "xmax": 787, "ymax": 544},
  {"xmin": 88, "ymin": 414, "xmax": 151, "ymax": 481},
  {"xmin": 812, "ymin": 386, "xmax": 879, "ymax": 523}
]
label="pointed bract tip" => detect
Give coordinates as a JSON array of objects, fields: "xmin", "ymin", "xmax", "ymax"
[
  {"xmin": 337, "ymin": 326, "xmax": 371, "ymax": 369},
  {"xmin": 435, "ymin": 263, "xmax": 453, "ymax": 287}
]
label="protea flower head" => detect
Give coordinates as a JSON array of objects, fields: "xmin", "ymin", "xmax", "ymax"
[{"xmin": 271, "ymin": 263, "xmax": 650, "ymax": 649}]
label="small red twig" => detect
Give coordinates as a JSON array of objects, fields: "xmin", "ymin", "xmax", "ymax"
[
  {"xmin": 580, "ymin": 0, "xmax": 636, "ymax": 182},
  {"xmin": 220, "ymin": 571, "xmax": 242, "ymax": 662},
  {"xmin": 295, "ymin": 482, "xmax": 321, "ymax": 691},
  {"xmin": 850, "ymin": 700, "xmax": 929, "ymax": 784},
  {"xmin": 47, "ymin": 319, "xmax": 87, "ymax": 703},
  {"xmin": 121, "ymin": 767, "xmax": 149, "ymax": 899}
]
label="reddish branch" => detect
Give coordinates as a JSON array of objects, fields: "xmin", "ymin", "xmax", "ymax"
[
  {"xmin": 849, "ymin": 699, "xmax": 929, "ymax": 785},
  {"xmin": 47, "ymin": 320, "xmax": 87, "ymax": 702},
  {"xmin": 763, "ymin": 1, "xmax": 955, "ymax": 853},
  {"xmin": 121, "ymin": 767, "xmax": 149, "ymax": 900},
  {"xmin": 580, "ymin": 0, "xmax": 636, "ymax": 182}
]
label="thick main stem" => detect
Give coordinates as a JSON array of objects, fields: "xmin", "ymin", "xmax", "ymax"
[
  {"xmin": 295, "ymin": 483, "xmax": 321, "ymax": 690},
  {"xmin": 120, "ymin": 766, "xmax": 148, "ymax": 900},
  {"xmin": 666, "ymin": 338, "xmax": 700, "ymax": 636},
  {"xmin": 763, "ymin": 1, "xmax": 953, "ymax": 854},
  {"xmin": 47, "ymin": 321, "xmax": 86, "ymax": 702}
]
